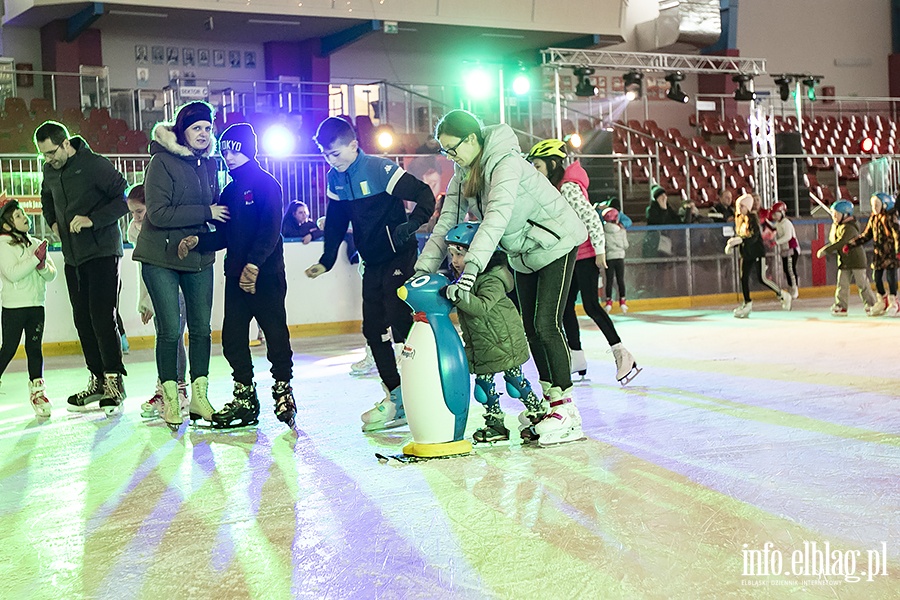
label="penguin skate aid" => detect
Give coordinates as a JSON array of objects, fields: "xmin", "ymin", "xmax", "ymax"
[{"xmin": 525, "ymin": 138, "xmax": 641, "ymax": 388}]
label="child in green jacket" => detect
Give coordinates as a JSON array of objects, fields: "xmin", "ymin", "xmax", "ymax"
[
  {"xmin": 441, "ymin": 222, "xmax": 547, "ymax": 444},
  {"xmin": 816, "ymin": 199, "xmax": 877, "ymax": 316}
]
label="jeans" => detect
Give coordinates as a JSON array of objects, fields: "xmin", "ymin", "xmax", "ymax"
[
  {"xmin": 152, "ymin": 290, "xmax": 187, "ymax": 382},
  {"xmin": 142, "ymin": 264, "xmax": 213, "ymax": 382}
]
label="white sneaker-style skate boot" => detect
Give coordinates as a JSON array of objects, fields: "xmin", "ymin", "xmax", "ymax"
[
  {"xmin": 887, "ymin": 295, "xmax": 900, "ymax": 317},
  {"xmin": 733, "ymin": 301, "xmax": 752, "ymax": 319},
  {"xmin": 780, "ymin": 290, "xmax": 792, "ymax": 311},
  {"xmin": 534, "ymin": 387, "xmax": 584, "ymax": 447},
  {"xmin": 141, "ymin": 379, "xmax": 165, "ymax": 418},
  {"xmin": 361, "ymin": 384, "xmax": 406, "ymax": 432},
  {"xmin": 610, "ymin": 343, "xmax": 641, "ymax": 385},
  {"xmin": 517, "ymin": 381, "xmax": 550, "ymax": 443},
  {"xmin": 29, "ymin": 378, "xmax": 51, "ymax": 418},
  {"xmin": 869, "ymin": 294, "xmax": 887, "ymax": 317},
  {"xmin": 619, "ymin": 298, "xmax": 629, "ymax": 314},
  {"xmin": 570, "ymin": 349, "xmax": 587, "ymax": 378},
  {"xmin": 791, "ymin": 285, "xmax": 799, "ymax": 299},
  {"xmin": 350, "ymin": 345, "xmax": 377, "ymax": 376}
]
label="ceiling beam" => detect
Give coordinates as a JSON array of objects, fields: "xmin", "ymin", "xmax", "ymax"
[
  {"xmin": 542, "ymin": 47, "xmax": 766, "ymax": 75},
  {"xmin": 67, "ymin": 2, "xmax": 104, "ymax": 43},
  {"xmin": 321, "ymin": 20, "xmax": 381, "ymax": 56}
]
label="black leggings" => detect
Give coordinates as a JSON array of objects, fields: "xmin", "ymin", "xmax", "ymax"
[
  {"xmin": 781, "ymin": 251, "xmax": 799, "ymax": 288},
  {"xmin": 740, "ymin": 255, "xmax": 781, "ymax": 303},
  {"xmin": 0, "ymin": 306, "xmax": 45, "ymax": 380},
  {"xmin": 562, "ymin": 257, "xmax": 621, "ymax": 350},
  {"xmin": 873, "ymin": 268, "xmax": 898, "ymax": 295},
  {"xmin": 605, "ymin": 258, "xmax": 626, "ymax": 300},
  {"xmin": 515, "ymin": 248, "xmax": 577, "ymax": 390}
]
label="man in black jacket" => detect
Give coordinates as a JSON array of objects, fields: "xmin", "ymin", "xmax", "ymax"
[
  {"xmin": 181, "ymin": 123, "xmax": 296, "ymax": 429},
  {"xmin": 35, "ymin": 121, "xmax": 129, "ymax": 415}
]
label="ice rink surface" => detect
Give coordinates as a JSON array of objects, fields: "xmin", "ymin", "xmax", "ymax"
[{"xmin": 1, "ymin": 297, "xmax": 898, "ymax": 599}]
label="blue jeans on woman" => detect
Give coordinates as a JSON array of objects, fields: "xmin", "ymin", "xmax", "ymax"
[{"xmin": 142, "ymin": 264, "xmax": 213, "ymax": 382}]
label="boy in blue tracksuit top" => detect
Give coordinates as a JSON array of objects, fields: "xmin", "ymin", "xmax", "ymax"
[
  {"xmin": 183, "ymin": 123, "xmax": 297, "ymax": 429},
  {"xmin": 305, "ymin": 117, "xmax": 435, "ymax": 432}
]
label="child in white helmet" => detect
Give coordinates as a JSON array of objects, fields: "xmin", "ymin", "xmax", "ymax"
[
  {"xmin": 725, "ymin": 193, "xmax": 792, "ymax": 318},
  {"xmin": 816, "ymin": 199, "xmax": 878, "ymax": 316}
]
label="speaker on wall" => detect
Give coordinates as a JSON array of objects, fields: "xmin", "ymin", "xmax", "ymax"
[{"xmin": 774, "ymin": 132, "xmax": 809, "ymax": 215}]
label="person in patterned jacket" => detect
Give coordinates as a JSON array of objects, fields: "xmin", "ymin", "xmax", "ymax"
[{"xmin": 845, "ymin": 192, "xmax": 900, "ymax": 316}]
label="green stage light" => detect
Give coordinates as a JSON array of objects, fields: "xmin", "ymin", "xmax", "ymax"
[
  {"xmin": 464, "ymin": 67, "xmax": 492, "ymax": 100},
  {"xmin": 512, "ymin": 74, "xmax": 530, "ymax": 96}
]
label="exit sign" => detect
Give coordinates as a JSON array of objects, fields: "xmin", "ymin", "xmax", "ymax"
[{"xmin": 383, "ymin": 21, "xmax": 398, "ymax": 34}]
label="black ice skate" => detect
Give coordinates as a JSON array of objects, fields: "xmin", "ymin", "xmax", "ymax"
[
  {"xmin": 98, "ymin": 372, "xmax": 127, "ymax": 416},
  {"xmin": 211, "ymin": 382, "xmax": 260, "ymax": 429},
  {"xmin": 66, "ymin": 373, "xmax": 103, "ymax": 412},
  {"xmin": 473, "ymin": 414, "xmax": 510, "ymax": 445},
  {"xmin": 273, "ymin": 381, "xmax": 296, "ymax": 429}
]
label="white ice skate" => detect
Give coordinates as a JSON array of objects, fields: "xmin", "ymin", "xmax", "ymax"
[
  {"xmin": 141, "ymin": 381, "xmax": 164, "ymax": 418},
  {"xmin": 517, "ymin": 382, "xmax": 550, "ymax": 443},
  {"xmin": 570, "ymin": 349, "xmax": 588, "ymax": 379},
  {"xmin": 869, "ymin": 294, "xmax": 887, "ymax": 317},
  {"xmin": 361, "ymin": 384, "xmax": 407, "ymax": 432},
  {"xmin": 533, "ymin": 388, "xmax": 585, "ymax": 447},
  {"xmin": 29, "ymin": 378, "xmax": 51, "ymax": 418},
  {"xmin": 733, "ymin": 301, "xmax": 752, "ymax": 319},
  {"xmin": 610, "ymin": 343, "xmax": 641, "ymax": 385},
  {"xmin": 780, "ymin": 290, "xmax": 792, "ymax": 311},
  {"xmin": 790, "ymin": 285, "xmax": 799, "ymax": 299},
  {"xmin": 887, "ymin": 295, "xmax": 900, "ymax": 317},
  {"xmin": 350, "ymin": 346, "xmax": 377, "ymax": 376},
  {"xmin": 619, "ymin": 299, "xmax": 629, "ymax": 314}
]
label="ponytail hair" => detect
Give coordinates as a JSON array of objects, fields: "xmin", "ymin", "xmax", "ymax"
[{"xmin": 435, "ymin": 110, "xmax": 485, "ymax": 199}]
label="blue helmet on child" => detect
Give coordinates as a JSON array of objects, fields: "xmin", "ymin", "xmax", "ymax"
[
  {"xmin": 831, "ymin": 199, "xmax": 854, "ymax": 216},
  {"xmin": 872, "ymin": 192, "xmax": 895, "ymax": 213},
  {"xmin": 445, "ymin": 221, "xmax": 480, "ymax": 247}
]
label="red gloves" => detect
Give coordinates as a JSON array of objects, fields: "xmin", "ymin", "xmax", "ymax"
[{"xmin": 34, "ymin": 240, "xmax": 47, "ymax": 270}]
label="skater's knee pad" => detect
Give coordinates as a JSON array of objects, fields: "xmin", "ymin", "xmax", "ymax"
[
  {"xmin": 473, "ymin": 377, "xmax": 499, "ymax": 406},
  {"xmin": 503, "ymin": 371, "xmax": 532, "ymax": 399}
]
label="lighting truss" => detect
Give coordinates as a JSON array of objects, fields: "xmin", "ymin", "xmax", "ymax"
[{"xmin": 541, "ymin": 48, "xmax": 766, "ymax": 76}]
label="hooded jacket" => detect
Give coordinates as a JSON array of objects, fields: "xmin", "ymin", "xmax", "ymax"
[
  {"xmin": 822, "ymin": 218, "xmax": 867, "ymax": 270},
  {"xmin": 416, "ymin": 124, "xmax": 587, "ymax": 275},
  {"xmin": 318, "ymin": 149, "xmax": 435, "ymax": 270},
  {"xmin": 196, "ymin": 159, "xmax": 285, "ymax": 279},
  {"xmin": 39, "ymin": 136, "xmax": 128, "ymax": 267},
  {"xmin": 603, "ymin": 222, "xmax": 629, "ymax": 260},
  {"xmin": 846, "ymin": 211, "xmax": 900, "ymax": 270},
  {"xmin": 451, "ymin": 253, "xmax": 530, "ymax": 374},
  {"xmin": 133, "ymin": 123, "xmax": 219, "ymax": 272},
  {"xmin": 558, "ymin": 160, "xmax": 605, "ymax": 261},
  {"xmin": 735, "ymin": 213, "xmax": 766, "ymax": 260}
]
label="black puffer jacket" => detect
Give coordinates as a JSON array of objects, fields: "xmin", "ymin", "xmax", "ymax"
[
  {"xmin": 133, "ymin": 123, "xmax": 219, "ymax": 272},
  {"xmin": 39, "ymin": 136, "xmax": 128, "ymax": 267}
]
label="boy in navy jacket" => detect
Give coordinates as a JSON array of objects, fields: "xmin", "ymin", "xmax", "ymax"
[
  {"xmin": 305, "ymin": 117, "xmax": 435, "ymax": 432},
  {"xmin": 182, "ymin": 123, "xmax": 296, "ymax": 429}
]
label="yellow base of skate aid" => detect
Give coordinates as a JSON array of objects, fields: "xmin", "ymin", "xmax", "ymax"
[{"xmin": 402, "ymin": 439, "xmax": 473, "ymax": 458}]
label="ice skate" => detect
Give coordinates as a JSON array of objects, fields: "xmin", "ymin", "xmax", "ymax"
[
  {"xmin": 830, "ymin": 305, "xmax": 848, "ymax": 317},
  {"xmin": 29, "ymin": 378, "xmax": 51, "ymax": 418},
  {"xmin": 211, "ymin": 382, "xmax": 260, "ymax": 429},
  {"xmin": 350, "ymin": 345, "xmax": 377, "ymax": 376},
  {"xmin": 570, "ymin": 349, "xmax": 588, "ymax": 379},
  {"xmin": 887, "ymin": 295, "xmax": 900, "ymax": 317},
  {"xmin": 273, "ymin": 381, "xmax": 296, "ymax": 428},
  {"xmin": 66, "ymin": 373, "xmax": 103, "ymax": 412},
  {"xmin": 98, "ymin": 372, "xmax": 126, "ymax": 416},
  {"xmin": 361, "ymin": 384, "xmax": 406, "ymax": 432},
  {"xmin": 780, "ymin": 290, "xmax": 792, "ymax": 311},
  {"xmin": 790, "ymin": 285, "xmax": 799, "ymax": 299},
  {"xmin": 611, "ymin": 343, "xmax": 641, "ymax": 385},
  {"xmin": 604, "ymin": 299, "xmax": 613, "ymax": 313},
  {"xmin": 733, "ymin": 301, "xmax": 752, "ymax": 319},
  {"xmin": 534, "ymin": 388, "xmax": 585, "ymax": 447},
  {"xmin": 869, "ymin": 294, "xmax": 887, "ymax": 317},
  {"xmin": 141, "ymin": 380, "xmax": 164, "ymax": 418},
  {"xmin": 473, "ymin": 413, "xmax": 510, "ymax": 445},
  {"xmin": 188, "ymin": 376, "xmax": 214, "ymax": 424},
  {"xmin": 161, "ymin": 380, "xmax": 182, "ymax": 431},
  {"xmin": 178, "ymin": 381, "xmax": 189, "ymax": 415},
  {"xmin": 619, "ymin": 298, "xmax": 629, "ymax": 314}
]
